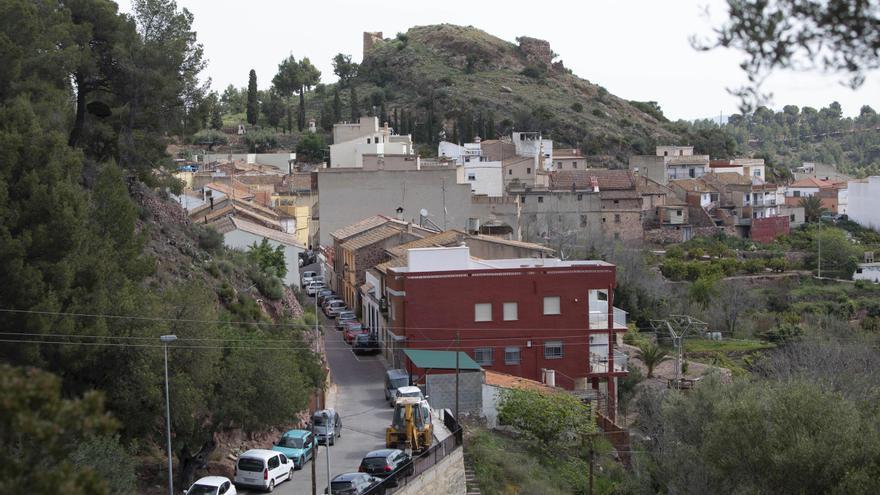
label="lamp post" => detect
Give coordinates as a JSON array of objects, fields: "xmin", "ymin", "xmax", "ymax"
[
  {"xmin": 323, "ymin": 411, "xmax": 332, "ymax": 493},
  {"xmin": 160, "ymin": 334, "xmax": 178, "ymax": 495}
]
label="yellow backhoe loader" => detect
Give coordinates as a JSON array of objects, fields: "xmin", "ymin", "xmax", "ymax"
[{"xmin": 385, "ymin": 397, "xmax": 433, "ymax": 453}]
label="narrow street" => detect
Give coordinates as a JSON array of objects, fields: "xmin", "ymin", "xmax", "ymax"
[{"xmin": 241, "ymin": 271, "xmax": 391, "ymax": 494}]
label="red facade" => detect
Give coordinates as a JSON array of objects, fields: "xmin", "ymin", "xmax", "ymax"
[
  {"xmin": 751, "ymin": 215, "xmax": 790, "ymax": 243},
  {"xmin": 386, "ymin": 262, "xmax": 625, "ymax": 401}
]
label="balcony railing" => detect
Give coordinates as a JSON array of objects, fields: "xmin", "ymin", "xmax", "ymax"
[
  {"xmin": 588, "ymin": 307, "xmax": 627, "ymax": 329},
  {"xmin": 590, "ymin": 351, "xmax": 628, "ymax": 373}
]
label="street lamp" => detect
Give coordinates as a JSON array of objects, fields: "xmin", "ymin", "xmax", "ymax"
[
  {"xmin": 323, "ymin": 411, "xmax": 332, "ymax": 494},
  {"xmin": 160, "ymin": 334, "xmax": 178, "ymax": 495}
]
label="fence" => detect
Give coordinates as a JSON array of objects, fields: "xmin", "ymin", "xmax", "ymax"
[{"xmin": 364, "ymin": 413, "xmax": 464, "ymax": 494}]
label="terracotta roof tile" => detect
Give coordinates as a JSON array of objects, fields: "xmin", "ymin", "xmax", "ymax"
[
  {"xmin": 549, "ymin": 169, "xmax": 635, "ymax": 190},
  {"xmin": 386, "ymin": 230, "xmax": 467, "ymax": 257},
  {"xmin": 342, "ymin": 225, "xmax": 407, "ymax": 251},
  {"xmin": 484, "ymin": 370, "xmax": 558, "ymax": 393},
  {"xmin": 330, "ymin": 215, "xmax": 393, "ymax": 241}
]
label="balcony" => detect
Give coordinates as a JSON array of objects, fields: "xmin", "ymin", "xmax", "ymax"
[
  {"xmin": 588, "ymin": 307, "xmax": 627, "ymax": 330},
  {"xmin": 590, "ymin": 351, "xmax": 628, "ymax": 374}
]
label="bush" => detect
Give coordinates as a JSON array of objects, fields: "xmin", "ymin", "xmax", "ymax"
[
  {"xmin": 688, "ymin": 247, "xmax": 706, "ymax": 259},
  {"xmin": 250, "ymin": 269, "xmax": 284, "ymax": 300},
  {"xmin": 666, "ymin": 246, "xmax": 685, "ymax": 259},
  {"xmin": 197, "ymin": 226, "xmax": 224, "ymax": 253},
  {"xmin": 759, "ymin": 323, "xmax": 803, "ymax": 342},
  {"xmin": 743, "ymin": 259, "xmax": 765, "ymax": 274},
  {"xmin": 244, "ymin": 130, "xmax": 278, "ymax": 153},
  {"xmin": 766, "ymin": 257, "xmax": 787, "ymax": 272},
  {"xmin": 295, "ymin": 132, "xmax": 326, "ymax": 163},
  {"xmin": 520, "ymin": 65, "xmax": 545, "ymax": 79},
  {"xmin": 193, "ymin": 129, "xmax": 228, "ymax": 150},
  {"xmin": 217, "ymin": 282, "xmax": 235, "ymax": 304},
  {"xmin": 570, "ymin": 102, "xmax": 583, "ymax": 113},
  {"xmin": 70, "ymin": 435, "xmax": 137, "ymax": 495}
]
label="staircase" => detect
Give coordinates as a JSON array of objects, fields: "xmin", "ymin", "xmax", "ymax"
[{"xmin": 463, "ymin": 454, "xmax": 481, "ymax": 495}]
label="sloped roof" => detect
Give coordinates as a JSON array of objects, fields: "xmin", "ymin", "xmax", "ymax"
[
  {"xmin": 484, "ymin": 370, "xmax": 557, "ymax": 393},
  {"xmin": 211, "ymin": 215, "xmax": 302, "ymax": 247},
  {"xmin": 204, "ymin": 182, "xmax": 254, "ymax": 200},
  {"xmin": 670, "ymin": 178, "xmax": 717, "ymax": 192},
  {"xmin": 712, "ymin": 172, "xmax": 752, "ymax": 185},
  {"xmin": 404, "ymin": 349, "xmax": 481, "ymax": 371},
  {"xmin": 236, "ymin": 175, "xmax": 284, "ymax": 186},
  {"xmin": 342, "ymin": 225, "xmax": 406, "ymax": 251},
  {"xmin": 468, "ymin": 234, "xmax": 555, "ymax": 254},
  {"xmin": 386, "ymin": 230, "xmax": 467, "ymax": 257},
  {"xmin": 374, "ymin": 256, "xmax": 408, "ymax": 274},
  {"xmin": 331, "ymin": 215, "xmax": 393, "ymax": 241},
  {"xmin": 790, "ymin": 177, "xmax": 835, "ymax": 188},
  {"xmin": 549, "ymin": 169, "xmax": 635, "ymax": 190}
]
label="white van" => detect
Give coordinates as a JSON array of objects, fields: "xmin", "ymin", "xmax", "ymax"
[
  {"xmin": 233, "ymin": 449, "xmax": 294, "ymax": 492},
  {"xmin": 301, "ymin": 271, "xmax": 318, "ymax": 288}
]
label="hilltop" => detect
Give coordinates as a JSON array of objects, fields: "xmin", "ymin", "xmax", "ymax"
[{"xmin": 306, "ymin": 25, "xmax": 680, "ymax": 164}]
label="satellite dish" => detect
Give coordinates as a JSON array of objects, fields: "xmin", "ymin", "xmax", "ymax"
[{"xmin": 419, "ymin": 208, "xmax": 429, "ymax": 217}]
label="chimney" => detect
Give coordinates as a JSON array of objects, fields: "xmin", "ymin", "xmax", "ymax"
[{"xmin": 474, "ymin": 135, "xmax": 481, "ymax": 144}]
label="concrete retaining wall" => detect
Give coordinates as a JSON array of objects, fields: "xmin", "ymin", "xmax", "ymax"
[
  {"xmin": 395, "ymin": 448, "xmax": 466, "ymax": 495},
  {"xmin": 425, "ymin": 372, "xmax": 483, "ymax": 415}
]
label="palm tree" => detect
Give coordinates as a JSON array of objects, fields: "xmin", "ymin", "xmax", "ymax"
[
  {"xmin": 637, "ymin": 342, "xmax": 671, "ymax": 378},
  {"xmin": 799, "ymin": 195, "xmax": 827, "ymax": 223}
]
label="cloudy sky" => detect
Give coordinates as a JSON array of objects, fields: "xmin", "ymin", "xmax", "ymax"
[{"xmin": 117, "ymin": 0, "xmax": 877, "ymax": 121}]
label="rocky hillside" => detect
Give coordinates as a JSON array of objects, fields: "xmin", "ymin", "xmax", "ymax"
[{"xmin": 324, "ymin": 24, "xmax": 681, "ymax": 164}]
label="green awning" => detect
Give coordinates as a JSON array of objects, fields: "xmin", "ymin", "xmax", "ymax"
[{"xmin": 403, "ymin": 349, "xmax": 481, "ymax": 371}]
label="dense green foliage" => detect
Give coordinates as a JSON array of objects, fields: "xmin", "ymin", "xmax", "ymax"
[
  {"xmin": 0, "ymin": 1, "xmax": 323, "ymax": 490},
  {"xmin": 497, "ymin": 388, "xmax": 595, "ymax": 447},
  {"xmin": 0, "ymin": 365, "xmax": 119, "ymax": 495}
]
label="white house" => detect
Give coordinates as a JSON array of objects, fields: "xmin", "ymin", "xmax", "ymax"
[
  {"xmin": 849, "ymin": 176, "xmax": 880, "ymax": 231},
  {"xmin": 330, "ymin": 117, "xmax": 414, "ymax": 168},
  {"xmin": 854, "ymin": 263, "xmax": 880, "ymax": 283},
  {"xmin": 456, "ymin": 161, "xmax": 503, "ymax": 197},
  {"xmin": 512, "ymin": 132, "xmax": 553, "ymax": 170},
  {"xmin": 214, "ymin": 216, "xmax": 305, "ymax": 286}
]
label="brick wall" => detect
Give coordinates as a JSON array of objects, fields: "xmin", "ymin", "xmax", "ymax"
[
  {"xmin": 424, "ymin": 372, "xmax": 483, "ymax": 415},
  {"xmin": 751, "ymin": 216, "xmax": 790, "ymax": 243}
]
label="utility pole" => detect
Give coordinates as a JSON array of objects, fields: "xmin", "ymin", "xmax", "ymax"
[
  {"xmin": 650, "ymin": 315, "xmax": 706, "ymax": 390},
  {"xmin": 441, "ymin": 178, "xmax": 447, "ymax": 230},
  {"xmin": 311, "ymin": 419, "xmax": 317, "ymax": 495},
  {"xmin": 323, "ymin": 411, "xmax": 331, "ymax": 493},
  {"xmin": 454, "ymin": 330, "xmax": 460, "ymax": 422},
  {"xmin": 588, "ymin": 440, "xmax": 595, "ymax": 495},
  {"xmin": 160, "ymin": 335, "xmax": 178, "ymax": 495}
]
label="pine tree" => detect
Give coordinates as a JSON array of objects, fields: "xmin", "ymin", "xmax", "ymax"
[
  {"xmin": 349, "ymin": 85, "xmax": 360, "ymax": 121},
  {"xmin": 246, "ymin": 69, "xmax": 258, "ymax": 125}
]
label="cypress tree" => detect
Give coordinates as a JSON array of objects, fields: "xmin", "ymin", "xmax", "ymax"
[
  {"xmin": 349, "ymin": 85, "xmax": 360, "ymax": 121},
  {"xmin": 332, "ymin": 87, "xmax": 342, "ymax": 123},
  {"xmin": 246, "ymin": 69, "xmax": 258, "ymax": 125}
]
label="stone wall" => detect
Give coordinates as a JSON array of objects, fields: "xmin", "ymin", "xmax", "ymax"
[
  {"xmin": 395, "ymin": 447, "xmax": 466, "ymax": 495},
  {"xmin": 517, "ymin": 36, "xmax": 553, "ymax": 68},
  {"xmin": 425, "ymin": 371, "xmax": 483, "ymax": 415}
]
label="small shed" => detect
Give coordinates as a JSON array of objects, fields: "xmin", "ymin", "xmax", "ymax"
[{"xmin": 403, "ymin": 349, "xmax": 483, "ymax": 415}]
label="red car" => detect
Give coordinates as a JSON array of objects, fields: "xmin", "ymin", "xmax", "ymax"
[{"xmin": 343, "ymin": 321, "xmax": 368, "ymax": 344}]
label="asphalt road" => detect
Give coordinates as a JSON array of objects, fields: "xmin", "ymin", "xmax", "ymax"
[{"xmin": 240, "ymin": 281, "xmax": 391, "ymax": 495}]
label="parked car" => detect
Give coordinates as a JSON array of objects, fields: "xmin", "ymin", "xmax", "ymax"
[
  {"xmin": 271, "ymin": 429, "xmax": 315, "ymax": 470},
  {"xmin": 184, "ymin": 476, "xmax": 236, "ymax": 495},
  {"xmin": 325, "ymin": 473, "xmax": 385, "ymax": 495},
  {"xmin": 316, "ymin": 289, "xmax": 334, "ymax": 305},
  {"xmin": 384, "ymin": 369, "xmax": 409, "ymax": 405},
  {"xmin": 306, "ymin": 281, "xmax": 325, "ymax": 296},
  {"xmin": 321, "ymin": 297, "xmax": 343, "ymax": 311},
  {"xmin": 358, "ymin": 449, "xmax": 413, "ymax": 485},
  {"xmin": 233, "ymin": 449, "xmax": 294, "ymax": 492},
  {"xmin": 335, "ymin": 311, "xmax": 358, "ymax": 331},
  {"xmin": 343, "ymin": 322, "xmax": 368, "ymax": 344},
  {"xmin": 394, "ymin": 385, "xmax": 424, "ymax": 404},
  {"xmin": 311, "ymin": 409, "xmax": 342, "ymax": 445},
  {"xmin": 324, "ymin": 300, "xmax": 347, "ymax": 317},
  {"xmin": 301, "ymin": 271, "xmax": 318, "ymax": 288},
  {"xmin": 353, "ymin": 333, "xmax": 380, "ymax": 355}
]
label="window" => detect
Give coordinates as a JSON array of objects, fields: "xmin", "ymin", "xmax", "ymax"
[
  {"xmin": 679, "ymin": 150, "xmax": 684, "ymax": 156},
  {"xmin": 676, "ymin": 210, "xmax": 682, "ymax": 216},
  {"xmin": 520, "ymin": 195, "xmax": 526, "ymax": 203},
  {"xmin": 614, "ymin": 232, "xmax": 620, "ymax": 240},
  {"xmin": 613, "ymin": 199, "xmax": 619, "ymax": 205},
  {"xmin": 504, "ymin": 347, "xmax": 521, "ymax": 365},
  {"xmin": 577, "ymin": 193, "xmax": 583, "ymax": 201},
  {"xmin": 268, "ymin": 456, "xmax": 280, "ymax": 469},
  {"xmin": 367, "ymin": 138, "xmax": 371, "ymax": 144},
  {"xmin": 572, "ymin": 161, "xmax": 578, "ymax": 168},
  {"xmin": 543, "ymin": 296, "xmax": 561, "ymax": 315},
  {"xmin": 794, "ymin": 190, "xmax": 801, "ymax": 197},
  {"xmin": 467, "ymin": 173, "xmax": 476, "ymax": 181},
  {"xmin": 664, "ymin": 151, "xmax": 669, "ymax": 156},
  {"xmin": 474, "ymin": 347, "xmax": 493, "ymax": 365},
  {"xmin": 503, "ymin": 302, "xmax": 518, "ymax": 321},
  {"xmin": 614, "ymin": 214, "xmax": 620, "ymax": 223},
  {"xmin": 790, "ymin": 214, "xmax": 796, "ymax": 222},
  {"xmin": 689, "ymin": 168, "xmax": 696, "ymax": 178},
  {"xmin": 544, "ymin": 341, "xmax": 563, "ymax": 359},
  {"xmin": 508, "ymin": 169, "xmax": 512, "ymax": 175},
  {"xmin": 474, "ymin": 303, "xmax": 492, "ymax": 322},
  {"xmin": 526, "ymin": 167, "xmax": 531, "ymax": 174},
  {"xmin": 602, "ymin": 217, "xmax": 606, "ymax": 223},
  {"xmin": 538, "ymin": 196, "xmax": 544, "ymax": 203},
  {"xmin": 580, "ymin": 214, "xmax": 588, "ymax": 227},
  {"xmin": 557, "ymin": 161, "xmax": 563, "ymax": 168}
]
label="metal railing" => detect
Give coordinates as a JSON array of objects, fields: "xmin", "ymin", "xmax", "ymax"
[
  {"xmin": 364, "ymin": 414, "xmax": 464, "ymax": 494},
  {"xmin": 590, "ymin": 351, "xmax": 628, "ymax": 373},
  {"xmin": 588, "ymin": 307, "xmax": 627, "ymax": 329}
]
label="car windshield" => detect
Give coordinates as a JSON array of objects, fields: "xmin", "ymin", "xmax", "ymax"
[
  {"xmin": 312, "ymin": 415, "xmax": 327, "ymax": 426},
  {"xmin": 238, "ymin": 457, "xmax": 264, "ymax": 472},
  {"xmin": 399, "ymin": 390, "xmax": 420, "ymax": 398},
  {"xmin": 330, "ymin": 481, "xmax": 356, "ymax": 494},
  {"xmin": 390, "ymin": 378, "xmax": 408, "ymax": 389},
  {"xmin": 363, "ymin": 457, "xmax": 389, "ymax": 468},
  {"xmin": 186, "ymin": 485, "xmax": 218, "ymax": 495},
  {"xmin": 340, "ymin": 313, "xmax": 355, "ymax": 319},
  {"xmin": 347, "ymin": 324, "xmax": 363, "ymax": 331},
  {"xmin": 279, "ymin": 436, "xmax": 304, "ymax": 449},
  {"xmin": 355, "ymin": 334, "xmax": 370, "ymax": 343}
]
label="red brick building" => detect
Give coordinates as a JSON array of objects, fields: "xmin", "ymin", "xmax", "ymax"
[{"xmin": 386, "ymin": 246, "xmax": 628, "ymax": 414}]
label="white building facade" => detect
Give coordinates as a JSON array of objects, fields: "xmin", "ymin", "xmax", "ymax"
[
  {"xmin": 849, "ymin": 176, "xmax": 880, "ymax": 231},
  {"xmin": 330, "ymin": 117, "xmax": 415, "ymax": 168}
]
